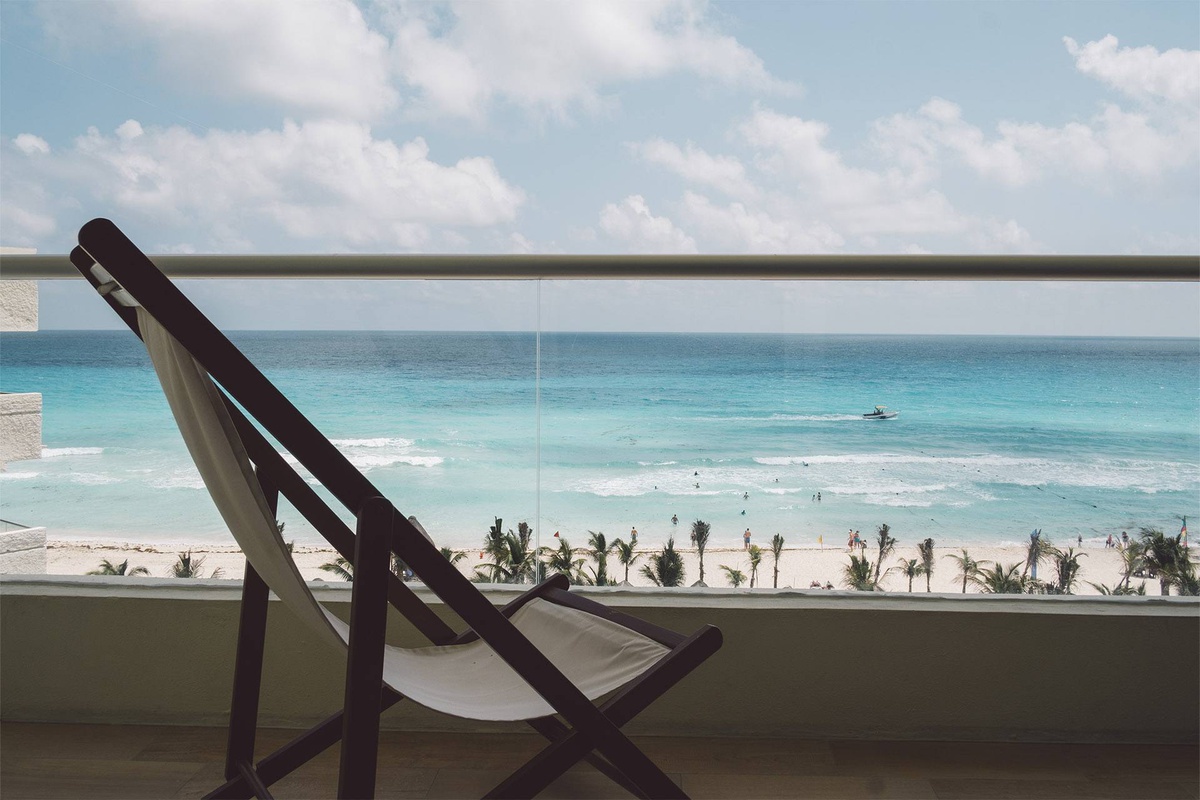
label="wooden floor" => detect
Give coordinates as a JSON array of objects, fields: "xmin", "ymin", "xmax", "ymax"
[{"xmin": 0, "ymin": 722, "xmax": 1196, "ymax": 799}]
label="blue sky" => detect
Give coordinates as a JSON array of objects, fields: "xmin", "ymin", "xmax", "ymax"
[{"xmin": 1, "ymin": 0, "xmax": 1197, "ymax": 333}]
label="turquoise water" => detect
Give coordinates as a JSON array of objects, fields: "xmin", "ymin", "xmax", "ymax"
[{"xmin": 1, "ymin": 330, "xmax": 1197, "ymax": 551}]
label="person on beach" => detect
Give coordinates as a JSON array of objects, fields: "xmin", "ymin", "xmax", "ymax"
[
  {"xmin": 672, "ymin": 514, "xmax": 678, "ymax": 526},
  {"xmin": 631, "ymin": 527, "xmax": 638, "ymax": 540},
  {"xmin": 1106, "ymin": 533, "xmax": 1113, "ymax": 548},
  {"xmin": 817, "ymin": 492, "xmax": 822, "ymax": 502},
  {"xmin": 1121, "ymin": 531, "xmax": 1129, "ymax": 546},
  {"xmin": 847, "ymin": 530, "xmax": 855, "ymax": 550},
  {"xmin": 743, "ymin": 528, "xmax": 751, "ymax": 549},
  {"xmin": 1078, "ymin": 534, "xmax": 1083, "ymax": 547}
]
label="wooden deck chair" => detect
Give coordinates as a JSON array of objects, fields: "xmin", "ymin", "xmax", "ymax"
[{"xmin": 70, "ymin": 219, "xmax": 722, "ymax": 800}]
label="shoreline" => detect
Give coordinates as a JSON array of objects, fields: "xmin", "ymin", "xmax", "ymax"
[{"xmin": 45, "ymin": 537, "xmax": 1157, "ymax": 596}]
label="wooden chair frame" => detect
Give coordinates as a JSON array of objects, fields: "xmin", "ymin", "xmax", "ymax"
[{"xmin": 70, "ymin": 218, "xmax": 722, "ymax": 800}]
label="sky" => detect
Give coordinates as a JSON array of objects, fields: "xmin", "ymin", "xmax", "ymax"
[{"xmin": 1, "ymin": 0, "xmax": 1198, "ymax": 334}]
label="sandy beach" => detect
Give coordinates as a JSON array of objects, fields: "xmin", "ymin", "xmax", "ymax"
[{"xmin": 46, "ymin": 537, "xmax": 1156, "ymax": 596}]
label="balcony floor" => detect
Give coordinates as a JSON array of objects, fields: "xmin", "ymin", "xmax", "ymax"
[{"xmin": 0, "ymin": 722, "xmax": 1196, "ymax": 799}]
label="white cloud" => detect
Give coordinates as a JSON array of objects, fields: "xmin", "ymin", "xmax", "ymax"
[
  {"xmin": 13, "ymin": 134, "xmax": 50, "ymax": 155},
  {"xmin": 387, "ymin": 0, "xmax": 796, "ymax": 120},
  {"xmin": 1064, "ymin": 35, "xmax": 1200, "ymax": 106},
  {"xmin": 3, "ymin": 119, "xmax": 524, "ymax": 250},
  {"xmin": 871, "ymin": 37, "xmax": 1200, "ymax": 190},
  {"xmin": 41, "ymin": 0, "xmax": 396, "ymax": 120},
  {"xmin": 599, "ymin": 195, "xmax": 697, "ymax": 253},
  {"xmin": 611, "ymin": 107, "xmax": 1051, "ymax": 254},
  {"xmin": 628, "ymin": 138, "xmax": 756, "ymax": 198},
  {"xmin": 679, "ymin": 191, "xmax": 843, "ymax": 253}
]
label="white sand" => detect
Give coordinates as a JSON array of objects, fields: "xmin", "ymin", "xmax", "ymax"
[{"xmin": 46, "ymin": 538, "xmax": 1155, "ymax": 596}]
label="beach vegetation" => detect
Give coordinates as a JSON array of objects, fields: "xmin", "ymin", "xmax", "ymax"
[
  {"xmin": 894, "ymin": 558, "xmax": 924, "ymax": 592},
  {"xmin": 842, "ymin": 554, "xmax": 877, "ymax": 591},
  {"xmin": 612, "ymin": 531, "xmax": 640, "ymax": 585},
  {"xmin": 170, "ymin": 550, "xmax": 222, "ymax": 579},
  {"xmin": 770, "ymin": 533, "xmax": 785, "ymax": 588},
  {"xmin": 542, "ymin": 537, "xmax": 588, "ymax": 584},
  {"xmin": 1115, "ymin": 540, "xmax": 1145, "ymax": 591},
  {"xmin": 1022, "ymin": 532, "xmax": 1052, "ymax": 581},
  {"xmin": 719, "ymin": 564, "xmax": 747, "ymax": 588},
  {"xmin": 873, "ymin": 524, "xmax": 896, "ymax": 584},
  {"xmin": 975, "ymin": 562, "xmax": 1025, "ymax": 594},
  {"xmin": 1049, "ymin": 547, "xmax": 1086, "ymax": 594},
  {"xmin": 440, "ymin": 546, "xmax": 466, "ymax": 565},
  {"xmin": 917, "ymin": 538, "xmax": 935, "ymax": 592},
  {"xmin": 1089, "ymin": 581, "xmax": 1147, "ymax": 596},
  {"xmin": 691, "ymin": 519, "xmax": 711, "ymax": 587},
  {"xmin": 587, "ymin": 531, "xmax": 617, "ymax": 586},
  {"xmin": 475, "ymin": 518, "xmax": 537, "ymax": 584},
  {"xmin": 320, "ymin": 556, "xmax": 354, "ymax": 582},
  {"xmin": 748, "ymin": 544, "xmax": 764, "ymax": 588},
  {"xmin": 1138, "ymin": 528, "xmax": 1196, "ymax": 596},
  {"xmin": 87, "ymin": 558, "xmax": 149, "ymax": 577},
  {"xmin": 641, "ymin": 536, "xmax": 685, "ymax": 587},
  {"xmin": 944, "ymin": 549, "xmax": 981, "ymax": 593}
]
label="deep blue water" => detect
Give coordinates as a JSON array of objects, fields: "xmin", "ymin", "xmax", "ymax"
[{"xmin": 2, "ymin": 330, "xmax": 1197, "ymax": 551}]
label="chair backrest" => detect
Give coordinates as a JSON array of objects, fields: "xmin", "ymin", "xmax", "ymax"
[
  {"xmin": 138, "ymin": 306, "xmax": 347, "ymax": 649},
  {"xmin": 72, "ymin": 219, "xmax": 460, "ymax": 646}
]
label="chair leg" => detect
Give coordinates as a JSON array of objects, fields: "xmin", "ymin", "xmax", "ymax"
[
  {"xmin": 486, "ymin": 624, "xmax": 722, "ymax": 800},
  {"xmin": 224, "ymin": 562, "xmax": 271, "ymax": 782},
  {"xmin": 337, "ymin": 498, "xmax": 394, "ymax": 800}
]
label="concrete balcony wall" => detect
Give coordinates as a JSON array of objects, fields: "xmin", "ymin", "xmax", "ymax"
[
  {"xmin": 0, "ymin": 392, "xmax": 43, "ymax": 466},
  {"xmin": 0, "ymin": 527, "xmax": 46, "ymax": 574},
  {"xmin": 0, "ymin": 278, "xmax": 38, "ymax": 331},
  {"xmin": 1, "ymin": 576, "xmax": 1197, "ymax": 744}
]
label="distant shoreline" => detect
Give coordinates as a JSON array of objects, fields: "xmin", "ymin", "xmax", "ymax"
[{"xmin": 47, "ymin": 538, "xmax": 1155, "ymax": 596}]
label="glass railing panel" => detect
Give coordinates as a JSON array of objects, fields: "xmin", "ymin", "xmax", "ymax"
[
  {"xmin": 0, "ymin": 280, "xmax": 540, "ymax": 581},
  {"xmin": 536, "ymin": 279, "xmax": 1200, "ymax": 593}
]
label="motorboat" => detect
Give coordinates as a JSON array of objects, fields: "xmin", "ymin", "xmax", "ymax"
[{"xmin": 863, "ymin": 405, "xmax": 899, "ymax": 420}]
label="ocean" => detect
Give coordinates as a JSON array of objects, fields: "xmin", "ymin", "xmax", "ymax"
[{"xmin": 1, "ymin": 330, "xmax": 1197, "ymax": 553}]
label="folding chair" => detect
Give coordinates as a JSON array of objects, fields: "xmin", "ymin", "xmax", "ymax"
[{"xmin": 70, "ymin": 219, "xmax": 722, "ymax": 800}]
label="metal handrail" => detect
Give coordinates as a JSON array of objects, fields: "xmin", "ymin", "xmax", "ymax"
[{"xmin": 1, "ymin": 253, "xmax": 1196, "ymax": 281}]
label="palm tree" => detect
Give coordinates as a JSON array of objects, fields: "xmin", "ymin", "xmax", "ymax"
[
  {"xmin": 475, "ymin": 519, "xmax": 537, "ymax": 584},
  {"xmin": 1139, "ymin": 528, "xmax": 1193, "ymax": 596},
  {"xmin": 440, "ymin": 547, "xmax": 466, "ymax": 566},
  {"xmin": 691, "ymin": 519, "xmax": 711, "ymax": 587},
  {"xmin": 1050, "ymin": 547, "xmax": 1086, "ymax": 594},
  {"xmin": 1089, "ymin": 581, "xmax": 1146, "ymax": 596},
  {"xmin": 1115, "ymin": 539, "xmax": 1145, "ymax": 591},
  {"xmin": 770, "ymin": 533, "xmax": 785, "ymax": 588},
  {"xmin": 719, "ymin": 564, "xmax": 747, "ymax": 588},
  {"xmin": 612, "ymin": 531, "xmax": 640, "ymax": 585},
  {"xmin": 319, "ymin": 556, "xmax": 354, "ymax": 582},
  {"xmin": 917, "ymin": 538, "xmax": 935, "ymax": 592},
  {"xmin": 641, "ymin": 536, "xmax": 685, "ymax": 587},
  {"xmin": 543, "ymin": 537, "xmax": 587, "ymax": 584},
  {"xmin": 842, "ymin": 554, "xmax": 876, "ymax": 591},
  {"xmin": 873, "ymin": 523, "xmax": 896, "ymax": 584},
  {"xmin": 170, "ymin": 550, "xmax": 222, "ymax": 579},
  {"xmin": 88, "ymin": 558, "xmax": 149, "ymax": 577},
  {"xmin": 747, "ymin": 545, "xmax": 764, "ymax": 588},
  {"xmin": 1023, "ymin": 530, "xmax": 1052, "ymax": 581},
  {"xmin": 587, "ymin": 531, "xmax": 617, "ymax": 586},
  {"xmin": 944, "ymin": 549, "xmax": 981, "ymax": 594},
  {"xmin": 976, "ymin": 562, "xmax": 1025, "ymax": 594},
  {"xmin": 894, "ymin": 558, "xmax": 924, "ymax": 592}
]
